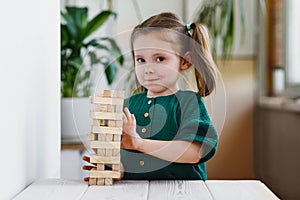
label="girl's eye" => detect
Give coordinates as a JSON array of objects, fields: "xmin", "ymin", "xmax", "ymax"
[
  {"xmin": 156, "ymin": 56, "xmax": 165, "ymax": 62},
  {"xmin": 136, "ymin": 58, "xmax": 145, "ymax": 63}
]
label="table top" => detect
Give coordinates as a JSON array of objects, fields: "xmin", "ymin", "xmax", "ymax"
[{"xmin": 14, "ymin": 179, "xmax": 279, "ymax": 200}]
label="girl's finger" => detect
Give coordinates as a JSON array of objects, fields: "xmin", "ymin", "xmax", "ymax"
[
  {"xmin": 122, "ymin": 114, "xmax": 128, "ymax": 123},
  {"xmin": 82, "ymin": 155, "xmax": 97, "ymax": 165},
  {"xmin": 82, "ymin": 156, "xmax": 90, "ymax": 162},
  {"xmin": 131, "ymin": 114, "xmax": 136, "ymax": 125},
  {"xmin": 84, "ymin": 177, "xmax": 89, "ymax": 182},
  {"xmin": 124, "ymin": 107, "xmax": 131, "ymax": 119},
  {"xmin": 82, "ymin": 165, "xmax": 95, "ymax": 170},
  {"xmin": 131, "ymin": 114, "xmax": 135, "ymax": 120}
]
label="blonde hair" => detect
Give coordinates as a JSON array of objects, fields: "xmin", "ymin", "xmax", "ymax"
[{"xmin": 131, "ymin": 12, "xmax": 218, "ymax": 97}]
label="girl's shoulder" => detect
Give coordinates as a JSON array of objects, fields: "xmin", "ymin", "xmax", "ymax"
[
  {"xmin": 177, "ymin": 90, "xmax": 199, "ymax": 96},
  {"xmin": 124, "ymin": 91, "xmax": 147, "ymax": 106},
  {"xmin": 176, "ymin": 90, "xmax": 203, "ymax": 101},
  {"xmin": 124, "ymin": 90, "xmax": 203, "ymax": 106},
  {"xmin": 126, "ymin": 91, "xmax": 147, "ymax": 100}
]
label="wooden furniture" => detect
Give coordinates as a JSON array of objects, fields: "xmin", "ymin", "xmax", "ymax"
[
  {"xmin": 61, "ymin": 142, "xmax": 85, "ymax": 151},
  {"xmin": 266, "ymin": 0, "xmax": 284, "ymax": 96},
  {"xmin": 14, "ymin": 179, "xmax": 279, "ymax": 200},
  {"xmin": 254, "ymin": 97, "xmax": 300, "ymax": 199}
]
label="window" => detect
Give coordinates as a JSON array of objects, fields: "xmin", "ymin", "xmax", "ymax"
[{"xmin": 286, "ymin": 0, "xmax": 300, "ymax": 86}]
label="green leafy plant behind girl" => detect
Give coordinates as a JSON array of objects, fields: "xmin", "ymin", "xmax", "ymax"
[{"xmin": 83, "ymin": 12, "xmax": 219, "ymax": 181}]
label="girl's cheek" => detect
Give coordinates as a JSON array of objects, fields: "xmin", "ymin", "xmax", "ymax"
[
  {"xmin": 135, "ymin": 66, "xmax": 142, "ymax": 74},
  {"xmin": 135, "ymin": 68, "xmax": 144, "ymax": 78}
]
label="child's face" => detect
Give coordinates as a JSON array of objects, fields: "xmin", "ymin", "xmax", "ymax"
[{"xmin": 133, "ymin": 32, "xmax": 184, "ymax": 97}]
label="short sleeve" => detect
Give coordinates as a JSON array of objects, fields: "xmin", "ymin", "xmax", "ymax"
[
  {"xmin": 123, "ymin": 97, "xmax": 130, "ymax": 109},
  {"xmin": 175, "ymin": 92, "xmax": 218, "ymax": 163}
]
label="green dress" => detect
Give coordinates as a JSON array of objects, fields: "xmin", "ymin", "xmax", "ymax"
[{"xmin": 121, "ymin": 90, "xmax": 218, "ymax": 180}]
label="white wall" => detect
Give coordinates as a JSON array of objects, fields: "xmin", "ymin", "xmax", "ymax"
[
  {"xmin": 0, "ymin": 0, "xmax": 60, "ymax": 199},
  {"xmin": 187, "ymin": 0, "xmax": 255, "ymax": 57}
]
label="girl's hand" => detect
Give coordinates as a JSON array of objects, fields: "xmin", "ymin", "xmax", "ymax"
[
  {"xmin": 121, "ymin": 107, "xmax": 142, "ymax": 150},
  {"xmin": 82, "ymin": 156, "xmax": 124, "ymax": 182},
  {"xmin": 82, "ymin": 155, "xmax": 95, "ymax": 182}
]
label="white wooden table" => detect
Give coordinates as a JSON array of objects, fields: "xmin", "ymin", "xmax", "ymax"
[{"xmin": 13, "ymin": 179, "xmax": 279, "ymax": 200}]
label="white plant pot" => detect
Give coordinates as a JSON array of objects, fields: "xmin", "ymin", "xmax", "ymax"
[{"xmin": 61, "ymin": 98, "xmax": 90, "ymax": 142}]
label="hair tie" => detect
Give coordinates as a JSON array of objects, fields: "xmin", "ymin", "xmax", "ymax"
[{"xmin": 186, "ymin": 23, "xmax": 192, "ymax": 31}]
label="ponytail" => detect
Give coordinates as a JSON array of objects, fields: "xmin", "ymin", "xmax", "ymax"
[{"xmin": 188, "ymin": 23, "xmax": 218, "ymax": 97}]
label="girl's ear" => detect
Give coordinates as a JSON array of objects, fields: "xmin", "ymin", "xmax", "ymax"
[{"xmin": 180, "ymin": 51, "xmax": 192, "ymax": 70}]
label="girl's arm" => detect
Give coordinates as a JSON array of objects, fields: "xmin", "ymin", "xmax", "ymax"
[
  {"xmin": 122, "ymin": 108, "xmax": 202, "ymax": 164},
  {"xmin": 137, "ymin": 139, "xmax": 202, "ymax": 164}
]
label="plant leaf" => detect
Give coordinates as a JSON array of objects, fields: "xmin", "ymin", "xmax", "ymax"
[
  {"xmin": 61, "ymin": 11, "xmax": 77, "ymax": 38},
  {"xmin": 61, "ymin": 25, "xmax": 69, "ymax": 47},
  {"xmin": 238, "ymin": 0, "xmax": 246, "ymax": 42},
  {"xmin": 102, "ymin": 59, "xmax": 117, "ymax": 85},
  {"xmin": 100, "ymin": 37, "xmax": 124, "ymax": 65},
  {"xmin": 83, "ymin": 11, "xmax": 116, "ymax": 40}
]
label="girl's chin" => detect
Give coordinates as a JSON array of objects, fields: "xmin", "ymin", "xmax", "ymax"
[
  {"xmin": 145, "ymin": 86, "xmax": 176, "ymax": 96},
  {"xmin": 145, "ymin": 84, "xmax": 163, "ymax": 91}
]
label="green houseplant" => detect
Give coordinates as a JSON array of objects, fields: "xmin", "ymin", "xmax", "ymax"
[
  {"xmin": 61, "ymin": 6, "xmax": 124, "ymax": 140},
  {"xmin": 194, "ymin": 0, "xmax": 246, "ymax": 60},
  {"xmin": 61, "ymin": 6, "xmax": 124, "ymax": 97}
]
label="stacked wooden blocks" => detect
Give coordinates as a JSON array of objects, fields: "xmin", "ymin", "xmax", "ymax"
[{"xmin": 87, "ymin": 90, "xmax": 125, "ymax": 186}]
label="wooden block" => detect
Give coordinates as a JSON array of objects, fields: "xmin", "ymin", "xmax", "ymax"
[
  {"xmin": 96, "ymin": 164, "xmax": 105, "ymax": 171},
  {"xmin": 91, "ymin": 119, "xmax": 100, "ymax": 126},
  {"xmin": 97, "ymin": 134, "xmax": 106, "ymax": 141},
  {"xmin": 90, "ymin": 169, "xmax": 121, "ymax": 178},
  {"xmin": 105, "ymin": 178, "xmax": 113, "ymax": 186},
  {"xmin": 97, "ymin": 148, "xmax": 106, "ymax": 156},
  {"xmin": 112, "ymin": 164, "xmax": 120, "ymax": 171},
  {"xmin": 91, "ymin": 97, "xmax": 124, "ymax": 106},
  {"xmin": 93, "ymin": 104, "xmax": 108, "ymax": 112},
  {"xmin": 92, "ymin": 112, "xmax": 123, "ymax": 120},
  {"xmin": 107, "ymin": 120, "xmax": 123, "ymax": 128},
  {"xmin": 97, "ymin": 90, "xmax": 114, "ymax": 97},
  {"xmin": 106, "ymin": 134, "xmax": 113, "ymax": 156},
  {"xmin": 88, "ymin": 90, "xmax": 125, "ymax": 186},
  {"xmin": 113, "ymin": 149, "xmax": 120, "ymax": 156},
  {"xmin": 87, "ymin": 133, "xmax": 96, "ymax": 141},
  {"xmin": 90, "ymin": 141, "xmax": 121, "ymax": 149},
  {"xmin": 91, "ymin": 119, "xmax": 108, "ymax": 126},
  {"xmin": 106, "ymin": 134, "xmax": 113, "ymax": 141},
  {"xmin": 115, "ymin": 105, "xmax": 123, "ymax": 112},
  {"xmin": 91, "ymin": 119, "xmax": 110, "ymax": 127},
  {"xmin": 106, "ymin": 149, "xmax": 113, "ymax": 157},
  {"xmin": 107, "ymin": 104, "xmax": 116, "ymax": 112},
  {"xmin": 91, "ymin": 126, "xmax": 122, "ymax": 135},
  {"xmin": 96, "ymin": 178, "xmax": 105, "ymax": 186},
  {"xmin": 89, "ymin": 178, "xmax": 97, "ymax": 186},
  {"xmin": 115, "ymin": 120, "xmax": 123, "ymax": 128},
  {"xmin": 108, "ymin": 120, "xmax": 116, "ymax": 127},
  {"xmin": 96, "ymin": 90, "xmax": 125, "ymax": 98},
  {"xmin": 113, "ymin": 134, "xmax": 121, "ymax": 141},
  {"xmin": 90, "ymin": 155, "xmax": 120, "ymax": 164}
]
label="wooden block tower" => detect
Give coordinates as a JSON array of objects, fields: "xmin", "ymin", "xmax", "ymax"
[{"xmin": 87, "ymin": 90, "xmax": 125, "ymax": 186}]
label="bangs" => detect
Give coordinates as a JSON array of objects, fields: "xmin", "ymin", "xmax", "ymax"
[{"xmin": 132, "ymin": 27, "xmax": 186, "ymax": 54}]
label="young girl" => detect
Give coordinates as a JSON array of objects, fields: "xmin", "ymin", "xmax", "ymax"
[{"xmin": 83, "ymin": 12, "xmax": 219, "ymax": 181}]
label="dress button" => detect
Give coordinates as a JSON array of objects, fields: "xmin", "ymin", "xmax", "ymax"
[
  {"xmin": 144, "ymin": 112, "xmax": 149, "ymax": 117},
  {"xmin": 141, "ymin": 128, "xmax": 147, "ymax": 133},
  {"xmin": 148, "ymin": 100, "xmax": 152, "ymax": 105},
  {"xmin": 139, "ymin": 160, "xmax": 145, "ymax": 166}
]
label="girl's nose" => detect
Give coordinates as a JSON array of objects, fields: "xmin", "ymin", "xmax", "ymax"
[{"xmin": 144, "ymin": 65, "xmax": 154, "ymax": 74}]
